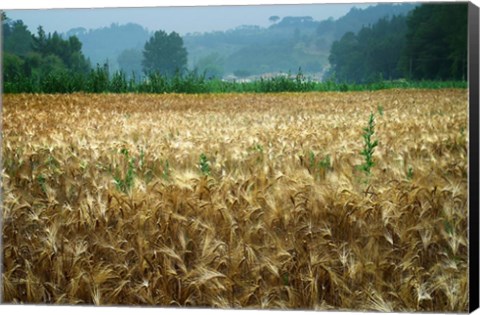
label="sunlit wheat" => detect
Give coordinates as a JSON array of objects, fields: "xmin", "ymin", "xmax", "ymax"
[{"xmin": 2, "ymin": 90, "xmax": 468, "ymax": 311}]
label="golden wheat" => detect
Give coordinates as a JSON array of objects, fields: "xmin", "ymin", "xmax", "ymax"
[{"xmin": 2, "ymin": 90, "xmax": 468, "ymax": 311}]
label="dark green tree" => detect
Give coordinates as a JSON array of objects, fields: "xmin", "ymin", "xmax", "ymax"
[
  {"xmin": 2, "ymin": 13, "xmax": 91, "ymax": 92},
  {"xmin": 3, "ymin": 53, "xmax": 24, "ymax": 82},
  {"xmin": 31, "ymin": 29, "xmax": 89, "ymax": 74},
  {"xmin": 31, "ymin": 26, "xmax": 48, "ymax": 55},
  {"xmin": 3, "ymin": 19, "xmax": 33, "ymax": 56},
  {"xmin": 328, "ymin": 32, "xmax": 362, "ymax": 83},
  {"xmin": 142, "ymin": 30, "xmax": 188, "ymax": 77},
  {"xmin": 401, "ymin": 3, "xmax": 467, "ymax": 80},
  {"xmin": 328, "ymin": 15, "xmax": 407, "ymax": 83}
]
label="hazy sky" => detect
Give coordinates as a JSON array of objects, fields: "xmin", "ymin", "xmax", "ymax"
[{"xmin": 5, "ymin": 3, "xmax": 374, "ymax": 35}]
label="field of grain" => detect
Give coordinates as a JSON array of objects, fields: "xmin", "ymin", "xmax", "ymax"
[{"xmin": 1, "ymin": 90, "xmax": 468, "ymax": 311}]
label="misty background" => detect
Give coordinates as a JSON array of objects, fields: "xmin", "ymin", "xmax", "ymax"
[
  {"xmin": 3, "ymin": 1, "xmax": 467, "ymax": 92},
  {"xmin": 6, "ymin": 4, "xmax": 374, "ymax": 35},
  {"xmin": 5, "ymin": 3, "xmax": 416, "ymax": 80}
]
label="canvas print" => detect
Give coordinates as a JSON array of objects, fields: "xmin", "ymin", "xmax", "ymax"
[{"xmin": 1, "ymin": 1, "xmax": 476, "ymax": 312}]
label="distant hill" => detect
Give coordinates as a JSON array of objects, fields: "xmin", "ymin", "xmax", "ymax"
[
  {"xmin": 66, "ymin": 3, "xmax": 417, "ymax": 79},
  {"xmin": 184, "ymin": 3, "xmax": 417, "ymax": 78},
  {"xmin": 315, "ymin": 3, "xmax": 418, "ymax": 43}
]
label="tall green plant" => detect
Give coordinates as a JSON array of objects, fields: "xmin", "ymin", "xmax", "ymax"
[
  {"xmin": 113, "ymin": 148, "xmax": 136, "ymax": 193},
  {"xmin": 88, "ymin": 63, "xmax": 110, "ymax": 93},
  {"xmin": 199, "ymin": 153, "xmax": 211, "ymax": 176},
  {"xmin": 110, "ymin": 70, "xmax": 128, "ymax": 93},
  {"xmin": 357, "ymin": 112, "xmax": 378, "ymax": 176}
]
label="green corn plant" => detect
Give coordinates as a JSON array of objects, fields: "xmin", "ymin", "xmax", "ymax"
[
  {"xmin": 252, "ymin": 143, "xmax": 264, "ymax": 154},
  {"xmin": 37, "ymin": 174, "xmax": 47, "ymax": 194},
  {"xmin": 113, "ymin": 148, "xmax": 136, "ymax": 193},
  {"xmin": 162, "ymin": 160, "xmax": 170, "ymax": 181},
  {"xmin": 252, "ymin": 143, "xmax": 264, "ymax": 162},
  {"xmin": 406, "ymin": 166, "xmax": 414, "ymax": 180},
  {"xmin": 307, "ymin": 151, "xmax": 331, "ymax": 177},
  {"xmin": 318, "ymin": 154, "xmax": 331, "ymax": 170},
  {"xmin": 309, "ymin": 150, "xmax": 316, "ymax": 170},
  {"xmin": 199, "ymin": 153, "xmax": 211, "ymax": 176},
  {"xmin": 357, "ymin": 112, "xmax": 378, "ymax": 176}
]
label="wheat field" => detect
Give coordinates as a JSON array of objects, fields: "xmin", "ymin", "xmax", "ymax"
[{"xmin": 1, "ymin": 90, "xmax": 469, "ymax": 311}]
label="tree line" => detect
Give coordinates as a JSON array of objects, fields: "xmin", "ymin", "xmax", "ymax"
[
  {"xmin": 2, "ymin": 12, "xmax": 188, "ymax": 93},
  {"xmin": 3, "ymin": 12, "xmax": 91, "ymax": 92},
  {"xmin": 2, "ymin": 4, "xmax": 417, "ymax": 92},
  {"xmin": 2, "ymin": 3, "xmax": 468, "ymax": 93},
  {"xmin": 327, "ymin": 3, "xmax": 468, "ymax": 83}
]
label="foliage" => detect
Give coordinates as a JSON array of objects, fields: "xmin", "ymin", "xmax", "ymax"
[
  {"xmin": 307, "ymin": 151, "xmax": 332, "ymax": 177},
  {"xmin": 32, "ymin": 27, "xmax": 90, "ymax": 74},
  {"xmin": 2, "ymin": 14, "xmax": 91, "ymax": 92},
  {"xmin": 3, "ymin": 53, "xmax": 25, "ymax": 85},
  {"xmin": 406, "ymin": 166, "xmax": 414, "ymax": 180},
  {"xmin": 199, "ymin": 153, "xmax": 211, "ymax": 176},
  {"xmin": 36, "ymin": 174, "xmax": 47, "ymax": 194},
  {"xmin": 357, "ymin": 113, "xmax": 378, "ymax": 176},
  {"xmin": 142, "ymin": 30, "xmax": 188, "ymax": 77},
  {"xmin": 88, "ymin": 63, "xmax": 110, "ymax": 93},
  {"xmin": 3, "ymin": 61, "xmax": 467, "ymax": 94},
  {"xmin": 316, "ymin": 3, "xmax": 416, "ymax": 40},
  {"xmin": 3, "ymin": 18, "xmax": 33, "ymax": 56},
  {"xmin": 113, "ymin": 148, "xmax": 136, "ymax": 193},
  {"xmin": 171, "ymin": 70, "xmax": 208, "ymax": 93},
  {"xmin": 328, "ymin": 15, "xmax": 407, "ymax": 83},
  {"xmin": 328, "ymin": 3, "xmax": 468, "ymax": 83},
  {"xmin": 41, "ymin": 68, "xmax": 84, "ymax": 93},
  {"xmin": 110, "ymin": 70, "xmax": 128, "ymax": 93},
  {"xmin": 2, "ymin": 7, "xmax": 469, "ymax": 94},
  {"xmin": 137, "ymin": 72, "xmax": 169, "ymax": 93},
  {"xmin": 318, "ymin": 154, "xmax": 331, "ymax": 170},
  {"xmin": 400, "ymin": 3, "xmax": 468, "ymax": 80}
]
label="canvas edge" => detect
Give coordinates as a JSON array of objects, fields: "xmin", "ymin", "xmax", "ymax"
[
  {"xmin": 0, "ymin": 2, "xmax": 477, "ymax": 313},
  {"xmin": 0, "ymin": 8, "xmax": 5, "ymax": 305},
  {"xmin": 469, "ymin": 1, "xmax": 480, "ymax": 313}
]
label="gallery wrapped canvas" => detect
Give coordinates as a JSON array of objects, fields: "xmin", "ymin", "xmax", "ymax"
[{"xmin": 1, "ymin": 0, "xmax": 479, "ymax": 313}]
